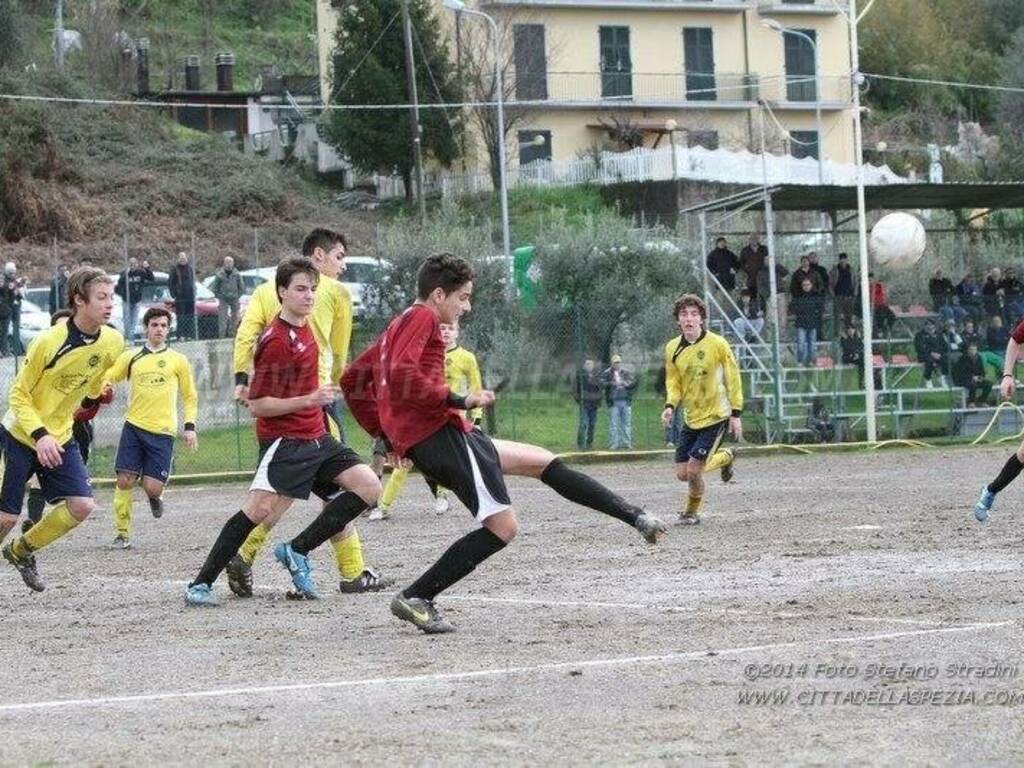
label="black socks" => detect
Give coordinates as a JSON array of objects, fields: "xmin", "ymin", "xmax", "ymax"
[
  {"xmin": 192, "ymin": 511, "xmax": 256, "ymax": 588},
  {"xmin": 27, "ymin": 487, "xmax": 45, "ymax": 524},
  {"xmin": 540, "ymin": 458, "xmax": 640, "ymax": 526},
  {"xmin": 291, "ymin": 492, "xmax": 369, "ymax": 556},
  {"xmin": 404, "ymin": 527, "xmax": 507, "ymax": 601},
  {"xmin": 989, "ymin": 454, "xmax": 1024, "ymax": 494}
]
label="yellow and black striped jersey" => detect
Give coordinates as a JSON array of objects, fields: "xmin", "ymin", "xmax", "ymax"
[
  {"xmin": 445, "ymin": 345, "xmax": 483, "ymax": 421},
  {"xmin": 106, "ymin": 346, "xmax": 199, "ymax": 436},
  {"xmin": 664, "ymin": 331, "xmax": 743, "ymax": 430},
  {"xmin": 3, "ymin": 320, "xmax": 124, "ymax": 447}
]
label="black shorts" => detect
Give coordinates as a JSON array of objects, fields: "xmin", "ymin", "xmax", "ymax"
[
  {"xmin": 250, "ymin": 435, "xmax": 364, "ymax": 501},
  {"xmin": 407, "ymin": 424, "xmax": 511, "ymax": 521},
  {"xmin": 675, "ymin": 420, "xmax": 728, "ymax": 464}
]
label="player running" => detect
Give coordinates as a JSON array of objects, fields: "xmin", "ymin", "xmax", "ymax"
[
  {"xmin": 104, "ymin": 306, "xmax": 199, "ymax": 548},
  {"xmin": 660, "ymin": 294, "xmax": 742, "ymax": 525},
  {"xmin": 342, "ymin": 253, "xmax": 667, "ymax": 634},
  {"xmin": 0, "ymin": 268, "xmax": 124, "ymax": 591},
  {"xmin": 186, "ymin": 257, "xmax": 380, "ymax": 606}
]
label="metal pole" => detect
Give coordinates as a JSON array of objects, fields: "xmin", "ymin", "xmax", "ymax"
[
  {"xmin": 759, "ymin": 104, "xmax": 785, "ymax": 440},
  {"xmin": 849, "ymin": 0, "xmax": 877, "ymax": 442},
  {"xmin": 123, "ymin": 232, "xmax": 132, "ymax": 340},
  {"xmin": 54, "ymin": 0, "xmax": 65, "ymax": 73},
  {"xmin": 401, "ymin": 0, "xmax": 427, "ymax": 221},
  {"xmin": 489, "ymin": 13, "xmax": 512, "ymax": 264},
  {"xmin": 699, "ymin": 211, "xmax": 709, "ymax": 310}
]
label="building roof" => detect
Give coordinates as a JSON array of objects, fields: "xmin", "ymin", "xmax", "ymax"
[{"xmin": 681, "ymin": 182, "xmax": 1024, "ymax": 214}]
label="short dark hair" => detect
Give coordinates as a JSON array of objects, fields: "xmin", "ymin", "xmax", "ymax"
[
  {"xmin": 275, "ymin": 256, "xmax": 320, "ymax": 300},
  {"xmin": 672, "ymin": 293, "xmax": 707, "ymax": 320},
  {"xmin": 715, "ymin": 236, "xmax": 726, "ymax": 244},
  {"xmin": 838, "ymin": 252, "xmax": 848, "ymax": 260},
  {"xmin": 417, "ymin": 253, "xmax": 475, "ymax": 300},
  {"xmin": 302, "ymin": 228, "xmax": 348, "ymax": 258},
  {"xmin": 50, "ymin": 308, "xmax": 73, "ymax": 326},
  {"xmin": 143, "ymin": 306, "xmax": 172, "ymax": 327}
]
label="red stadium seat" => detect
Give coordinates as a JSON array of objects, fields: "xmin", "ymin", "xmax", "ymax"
[
  {"xmin": 872, "ymin": 354, "xmax": 885, "ymax": 367},
  {"xmin": 891, "ymin": 354, "xmax": 912, "ymax": 365},
  {"xmin": 815, "ymin": 356, "xmax": 834, "ymax": 369},
  {"xmin": 907, "ymin": 304, "xmax": 930, "ymax": 316}
]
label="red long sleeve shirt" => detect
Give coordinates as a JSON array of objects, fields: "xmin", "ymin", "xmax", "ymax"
[{"xmin": 342, "ymin": 305, "xmax": 469, "ymax": 456}]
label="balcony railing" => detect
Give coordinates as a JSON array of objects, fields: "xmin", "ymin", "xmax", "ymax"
[
  {"xmin": 757, "ymin": 0, "xmax": 848, "ymax": 13},
  {"xmin": 510, "ymin": 71, "xmax": 761, "ymax": 105},
  {"xmin": 759, "ymin": 74, "xmax": 851, "ymax": 105}
]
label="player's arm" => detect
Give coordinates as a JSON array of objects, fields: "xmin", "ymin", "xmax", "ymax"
[
  {"xmin": 248, "ymin": 387, "xmax": 338, "ymax": 418},
  {"xmin": 340, "ymin": 341, "xmax": 382, "ymax": 437},
  {"xmin": 661, "ymin": 344, "xmax": 682, "ymax": 427},
  {"xmin": 720, "ymin": 339, "xmax": 744, "ymax": 439},
  {"xmin": 177, "ymin": 356, "xmax": 199, "ymax": 450},
  {"xmin": 1000, "ymin": 322, "xmax": 1024, "ymax": 399},
  {"xmin": 232, "ymin": 285, "xmax": 273, "ymax": 396},
  {"xmin": 386, "ymin": 313, "xmax": 458, "ymax": 410},
  {"xmin": 329, "ymin": 284, "xmax": 354, "ymax": 383}
]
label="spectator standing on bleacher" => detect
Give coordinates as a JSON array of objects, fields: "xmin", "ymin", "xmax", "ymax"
[
  {"xmin": 168, "ymin": 252, "xmax": 196, "ymax": 341},
  {"xmin": 573, "ymin": 358, "xmax": 604, "ymax": 452},
  {"xmin": 938, "ymin": 296, "xmax": 969, "ymax": 326},
  {"xmin": 914, "ymin": 318, "xmax": 947, "ymax": 388},
  {"xmin": 793, "ymin": 277, "xmax": 825, "ymax": 366},
  {"xmin": 757, "ymin": 261, "xmax": 789, "ymax": 337},
  {"xmin": 740, "ymin": 233, "xmax": 768, "ymax": 301},
  {"xmin": 869, "ymin": 273, "xmax": 896, "ymax": 338},
  {"xmin": 957, "ymin": 271, "xmax": 983, "ymax": 320},
  {"xmin": 706, "ymin": 237, "xmax": 739, "ymax": 292},
  {"xmin": 808, "ymin": 252, "xmax": 829, "ymax": 295},
  {"xmin": 603, "ymin": 354, "xmax": 636, "ymax": 450},
  {"xmin": 735, "ymin": 289, "xmax": 765, "ymax": 342},
  {"xmin": 1001, "ymin": 267, "xmax": 1024, "ymax": 320},
  {"xmin": 953, "ymin": 343, "xmax": 991, "ymax": 407},
  {"xmin": 830, "ymin": 253, "xmax": 856, "ymax": 330},
  {"xmin": 982, "ymin": 315, "xmax": 1010, "ymax": 379},
  {"xmin": 982, "ymin": 269, "xmax": 1001, "ymax": 317},
  {"xmin": 962, "ymin": 318, "xmax": 983, "ymax": 350},
  {"xmin": 790, "ymin": 256, "xmax": 817, "ymax": 298},
  {"xmin": 210, "ymin": 256, "xmax": 245, "ymax": 338},
  {"xmin": 928, "ymin": 268, "xmax": 955, "ymax": 312}
]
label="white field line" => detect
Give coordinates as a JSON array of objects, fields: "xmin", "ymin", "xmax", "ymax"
[{"xmin": 0, "ymin": 621, "xmax": 1013, "ymax": 715}]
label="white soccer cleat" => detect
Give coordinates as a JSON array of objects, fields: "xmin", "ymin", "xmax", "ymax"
[{"xmin": 434, "ymin": 492, "xmax": 450, "ymax": 515}]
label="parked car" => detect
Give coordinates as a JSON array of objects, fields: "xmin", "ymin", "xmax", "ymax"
[
  {"xmin": 13, "ymin": 299, "xmax": 50, "ymax": 349},
  {"xmin": 23, "ymin": 286, "xmax": 52, "ymax": 314},
  {"xmin": 109, "ymin": 271, "xmax": 178, "ymax": 340}
]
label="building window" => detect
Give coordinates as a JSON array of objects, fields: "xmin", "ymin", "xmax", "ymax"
[
  {"xmin": 683, "ymin": 27, "xmax": 716, "ymax": 101},
  {"xmin": 518, "ymin": 130, "xmax": 552, "ymax": 165},
  {"xmin": 687, "ymin": 130, "xmax": 719, "ymax": 150},
  {"xmin": 599, "ymin": 26, "xmax": 632, "ymax": 99},
  {"xmin": 790, "ymin": 130, "xmax": 819, "ymax": 160},
  {"xmin": 784, "ymin": 29, "xmax": 817, "ymax": 102},
  {"xmin": 514, "ymin": 24, "xmax": 548, "ymax": 101}
]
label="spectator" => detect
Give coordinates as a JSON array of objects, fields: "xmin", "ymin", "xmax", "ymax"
[
  {"xmin": 0, "ymin": 269, "xmax": 13, "ymax": 356},
  {"xmin": 706, "ymin": 237, "xmax": 739, "ymax": 292},
  {"xmin": 573, "ymin": 358, "xmax": 604, "ymax": 451},
  {"xmin": 961, "ymin": 318, "xmax": 983, "ymax": 350},
  {"xmin": 116, "ymin": 256, "xmax": 155, "ymax": 335},
  {"xmin": 982, "ymin": 314, "xmax": 1010, "ymax": 380},
  {"xmin": 938, "ymin": 296, "xmax": 969, "ymax": 326},
  {"xmin": 210, "ymin": 256, "xmax": 244, "ymax": 337},
  {"xmin": 807, "ymin": 397, "xmax": 836, "ymax": 443},
  {"xmin": 928, "ymin": 268, "xmax": 955, "ymax": 311},
  {"xmin": 841, "ymin": 323, "xmax": 883, "ymax": 389},
  {"xmin": 830, "ymin": 252, "xmax": 856, "ymax": 330},
  {"xmin": 914, "ymin": 318, "xmax": 947, "ymax": 388},
  {"xmin": 790, "ymin": 256, "xmax": 817, "ymax": 299},
  {"xmin": 793, "ymin": 278, "xmax": 825, "ymax": 366},
  {"xmin": 982, "ymin": 268, "xmax": 1001, "ymax": 317},
  {"xmin": 942, "ymin": 318, "xmax": 964, "ymax": 358},
  {"xmin": 603, "ymin": 354, "xmax": 636, "ymax": 450},
  {"xmin": 168, "ymin": 252, "xmax": 197, "ymax": 340},
  {"xmin": 957, "ymin": 271, "xmax": 983, "ymax": 320},
  {"xmin": 808, "ymin": 252, "xmax": 830, "ymax": 295},
  {"xmin": 756, "ymin": 260, "xmax": 789, "ymax": 336},
  {"xmin": 953, "ymin": 342, "xmax": 991, "ymax": 407},
  {"xmin": 739, "ymin": 232, "xmax": 768, "ymax": 300},
  {"xmin": 49, "ymin": 264, "xmax": 71, "ymax": 312},
  {"xmin": 999, "ymin": 267, "xmax": 1023, "ymax": 301},
  {"xmin": 735, "ymin": 288, "xmax": 765, "ymax": 342},
  {"xmin": 3, "ymin": 262, "xmax": 24, "ymax": 355},
  {"xmin": 869, "ymin": 273, "xmax": 896, "ymax": 338}
]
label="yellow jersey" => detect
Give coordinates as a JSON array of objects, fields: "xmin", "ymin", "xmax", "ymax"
[
  {"xmin": 233, "ymin": 277, "xmax": 353, "ymax": 386},
  {"xmin": 3, "ymin": 320, "xmax": 124, "ymax": 448},
  {"xmin": 106, "ymin": 346, "xmax": 199, "ymax": 436},
  {"xmin": 445, "ymin": 345, "xmax": 483, "ymax": 421},
  {"xmin": 664, "ymin": 331, "xmax": 743, "ymax": 430}
]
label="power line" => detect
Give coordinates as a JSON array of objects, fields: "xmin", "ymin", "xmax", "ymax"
[{"xmin": 865, "ymin": 72, "xmax": 1024, "ymax": 95}]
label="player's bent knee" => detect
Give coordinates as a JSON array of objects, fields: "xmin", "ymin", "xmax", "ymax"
[
  {"xmin": 142, "ymin": 478, "xmax": 164, "ymax": 498},
  {"xmin": 66, "ymin": 497, "xmax": 96, "ymax": 521},
  {"xmin": 674, "ymin": 464, "xmax": 690, "ymax": 482},
  {"xmin": 484, "ymin": 509, "xmax": 519, "ymax": 543},
  {"xmin": 115, "ymin": 472, "xmax": 136, "ymax": 490}
]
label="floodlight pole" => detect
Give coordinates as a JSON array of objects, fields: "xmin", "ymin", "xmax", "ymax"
[
  {"xmin": 54, "ymin": 0, "xmax": 66, "ymax": 73},
  {"xmin": 401, "ymin": 0, "xmax": 427, "ymax": 221},
  {"xmin": 758, "ymin": 102, "xmax": 785, "ymax": 438}
]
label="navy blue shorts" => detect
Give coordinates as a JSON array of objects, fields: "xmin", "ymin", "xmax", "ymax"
[
  {"xmin": 0, "ymin": 427, "xmax": 92, "ymax": 515},
  {"xmin": 675, "ymin": 420, "xmax": 728, "ymax": 464},
  {"xmin": 115, "ymin": 422, "xmax": 174, "ymax": 482}
]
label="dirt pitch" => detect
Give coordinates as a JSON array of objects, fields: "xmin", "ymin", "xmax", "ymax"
[{"xmin": 1, "ymin": 446, "xmax": 1023, "ymax": 766}]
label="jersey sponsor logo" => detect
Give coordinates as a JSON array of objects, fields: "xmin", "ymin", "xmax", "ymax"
[
  {"xmin": 137, "ymin": 372, "xmax": 168, "ymax": 387},
  {"xmin": 697, "ymin": 350, "xmax": 705, "ymax": 360},
  {"xmin": 88, "ymin": 354, "xmax": 100, "ymax": 367},
  {"xmin": 158, "ymin": 359, "xmax": 167, "ymax": 368},
  {"xmin": 53, "ymin": 373, "xmax": 90, "ymax": 394}
]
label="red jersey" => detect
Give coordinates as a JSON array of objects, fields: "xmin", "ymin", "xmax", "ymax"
[
  {"xmin": 1012, "ymin": 318, "xmax": 1024, "ymax": 344},
  {"xmin": 342, "ymin": 305, "xmax": 469, "ymax": 456},
  {"xmin": 248, "ymin": 316, "xmax": 326, "ymax": 442}
]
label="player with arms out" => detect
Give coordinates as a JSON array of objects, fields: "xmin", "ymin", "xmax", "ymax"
[
  {"xmin": 342, "ymin": 253, "xmax": 667, "ymax": 634},
  {"xmin": 104, "ymin": 306, "xmax": 199, "ymax": 548},
  {"xmin": 229, "ymin": 228, "xmax": 389, "ymax": 595},
  {"xmin": 661, "ymin": 294, "xmax": 742, "ymax": 525},
  {"xmin": 973, "ymin": 315, "xmax": 1024, "ymax": 521},
  {"xmin": 0, "ymin": 268, "xmax": 124, "ymax": 591},
  {"xmin": 186, "ymin": 257, "xmax": 381, "ymax": 605},
  {"xmin": 373, "ymin": 319, "xmax": 483, "ymax": 519}
]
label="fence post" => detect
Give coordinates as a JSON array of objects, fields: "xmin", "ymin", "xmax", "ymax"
[{"xmin": 253, "ymin": 227, "xmax": 259, "ymax": 268}]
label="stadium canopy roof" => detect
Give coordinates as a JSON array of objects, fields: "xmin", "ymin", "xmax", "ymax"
[{"xmin": 680, "ymin": 182, "xmax": 1024, "ymax": 215}]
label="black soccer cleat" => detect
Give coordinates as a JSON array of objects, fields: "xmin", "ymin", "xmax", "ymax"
[
  {"xmin": 148, "ymin": 496, "xmax": 164, "ymax": 519},
  {"xmin": 390, "ymin": 593, "xmax": 456, "ymax": 634},
  {"xmin": 720, "ymin": 448, "xmax": 736, "ymax": 484},
  {"xmin": 340, "ymin": 568, "xmax": 395, "ymax": 594},
  {"xmin": 2, "ymin": 541, "xmax": 45, "ymax": 592},
  {"xmin": 20, "ymin": 518, "xmax": 34, "ymax": 535},
  {"xmin": 226, "ymin": 554, "xmax": 253, "ymax": 598}
]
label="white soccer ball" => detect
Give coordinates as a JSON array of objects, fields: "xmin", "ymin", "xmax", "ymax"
[{"xmin": 869, "ymin": 212, "xmax": 926, "ymax": 270}]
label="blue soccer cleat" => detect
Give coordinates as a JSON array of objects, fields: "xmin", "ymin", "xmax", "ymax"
[
  {"xmin": 185, "ymin": 583, "xmax": 218, "ymax": 606},
  {"xmin": 974, "ymin": 486, "xmax": 996, "ymax": 522},
  {"xmin": 273, "ymin": 542, "xmax": 319, "ymax": 600}
]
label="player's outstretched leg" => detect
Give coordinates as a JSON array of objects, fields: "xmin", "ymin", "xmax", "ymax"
[
  {"xmin": 706, "ymin": 447, "xmax": 735, "ymax": 484},
  {"xmin": 975, "ymin": 447, "xmax": 1024, "ymax": 521}
]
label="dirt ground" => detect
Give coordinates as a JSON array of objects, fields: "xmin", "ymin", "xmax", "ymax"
[{"xmin": 1, "ymin": 446, "xmax": 1022, "ymax": 766}]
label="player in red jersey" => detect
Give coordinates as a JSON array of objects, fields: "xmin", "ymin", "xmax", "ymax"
[
  {"xmin": 342, "ymin": 253, "xmax": 667, "ymax": 633},
  {"xmin": 186, "ymin": 257, "xmax": 380, "ymax": 605}
]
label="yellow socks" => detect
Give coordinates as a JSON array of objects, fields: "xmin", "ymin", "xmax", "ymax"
[
  {"xmin": 333, "ymin": 529, "xmax": 365, "ymax": 580},
  {"xmin": 704, "ymin": 450, "xmax": 732, "ymax": 474},
  {"xmin": 380, "ymin": 466, "xmax": 409, "ymax": 509},
  {"xmin": 684, "ymin": 494, "xmax": 703, "ymax": 517},
  {"xmin": 14, "ymin": 503, "xmax": 80, "ymax": 557},
  {"xmin": 238, "ymin": 524, "xmax": 271, "ymax": 566},
  {"xmin": 113, "ymin": 487, "xmax": 133, "ymax": 537}
]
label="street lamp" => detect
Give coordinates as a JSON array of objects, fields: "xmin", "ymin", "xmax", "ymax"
[
  {"xmin": 442, "ymin": 0, "xmax": 511, "ymax": 264},
  {"xmin": 762, "ymin": 19, "xmax": 824, "ymax": 186}
]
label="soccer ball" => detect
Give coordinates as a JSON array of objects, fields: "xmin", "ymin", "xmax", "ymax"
[{"xmin": 869, "ymin": 212, "xmax": 926, "ymax": 270}]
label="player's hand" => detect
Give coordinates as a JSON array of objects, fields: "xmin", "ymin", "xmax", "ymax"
[
  {"xmin": 74, "ymin": 403, "xmax": 100, "ymax": 422},
  {"xmin": 184, "ymin": 429, "xmax": 198, "ymax": 451},
  {"xmin": 99, "ymin": 385, "xmax": 114, "ymax": 404},
  {"xmin": 35, "ymin": 435, "xmax": 64, "ymax": 469},
  {"xmin": 233, "ymin": 384, "xmax": 249, "ymax": 406},
  {"xmin": 729, "ymin": 416, "xmax": 743, "ymax": 441},
  {"xmin": 308, "ymin": 384, "xmax": 341, "ymax": 409},
  {"xmin": 386, "ymin": 452, "xmax": 412, "ymax": 469},
  {"xmin": 1001, "ymin": 376, "xmax": 1015, "ymax": 401},
  {"xmin": 660, "ymin": 407, "xmax": 674, "ymax": 428},
  {"xmin": 466, "ymin": 390, "xmax": 495, "ymax": 410}
]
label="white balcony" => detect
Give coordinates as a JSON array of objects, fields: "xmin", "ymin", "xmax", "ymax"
[
  {"xmin": 512, "ymin": 70, "xmax": 759, "ymax": 107},
  {"xmin": 482, "ymin": 0, "xmax": 748, "ymax": 10}
]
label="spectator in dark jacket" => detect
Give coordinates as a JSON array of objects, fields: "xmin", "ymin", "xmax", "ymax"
[
  {"xmin": 841, "ymin": 323, "xmax": 882, "ymax": 389},
  {"xmin": 116, "ymin": 257, "xmax": 155, "ymax": 335},
  {"xmin": 982, "ymin": 315, "xmax": 1010, "ymax": 381},
  {"xmin": 928, "ymin": 268, "xmax": 955, "ymax": 311},
  {"xmin": 914, "ymin": 319, "xmax": 947, "ymax": 387},
  {"xmin": 793, "ymin": 278, "xmax": 825, "ymax": 365},
  {"xmin": 573, "ymin": 358, "xmax": 604, "ymax": 451},
  {"xmin": 830, "ymin": 253, "xmax": 856, "ymax": 329},
  {"xmin": 168, "ymin": 252, "xmax": 197, "ymax": 340},
  {"xmin": 982, "ymin": 269, "xmax": 1002, "ymax": 317},
  {"xmin": 957, "ymin": 271, "xmax": 983, "ymax": 320},
  {"xmin": 953, "ymin": 343, "xmax": 990, "ymax": 407},
  {"xmin": 49, "ymin": 264, "xmax": 71, "ymax": 312},
  {"xmin": 739, "ymin": 233, "xmax": 768, "ymax": 299},
  {"xmin": 210, "ymin": 256, "xmax": 245, "ymax": 337},
  {"xmin": 961, "ymin": 318, "xmax": 983, "ymax": 350},
  {"xmin": 790, "ymin": 256, "xmax": 818, "ymax": 299},
  {"xmin": 808, "ymin": 252, "xmax": 830, "ymax": 296},
  {"xmin": 706, "ymin": 237, "xmax": 739, "ymax": 291}
]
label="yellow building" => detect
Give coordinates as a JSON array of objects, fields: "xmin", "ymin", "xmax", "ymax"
[{"xmin": 317, "ymin": 0, "xmax": 854, "ymax": 172}]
